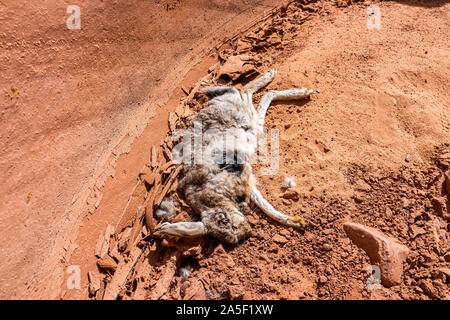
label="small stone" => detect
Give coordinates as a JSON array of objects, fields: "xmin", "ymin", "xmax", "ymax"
[
  {"xmin": 353, "ymin": 193, "xmax": 364, "ymax": 203},
  {"xmin": 292, "ymin": 253, "xmax": 301, "ymax": 264},
  {"xmin": 94, "ymin": 233, "xmax": 105, "ymax": 258},
  {"xmin": 355, "ymin": 179, "xmax": 371, "ymax": 192},
  {"xmin": 217, "ymin": 54, "xmax": 257, "ymax": 80},
  {"xmin": 343, "ymin": 222, "xmax": 409, "ymax": 287},
  {"xmin": 419, "ymin": 279, "xmax": 440, "ymax": 299},
  {"xmin": 259, "ymin": 254, "xmax": 270, "ymax": 262},
  {"xmin": 432, "ymin": 197, "xmax": 449, "ymax": 220},
  {"xmin": 401, "ymin": 197, "xmax": 410, "ymax": 208},
  {"xmin": 385, "ymin": 207, "xmax": 393, "ymax": 217},
  {"xmin": 161, "ymin": 238, "xmax": 179, "ymax": 248},
  {"xmin": 138, "ymin": 165, "xmax": 152, "ymax": 180},
  {"xmin": 183, "ymin": 278, "xmax": 207, "ymax": 300},
  {"xmin": 227, "ymin": 286, "xmax": 244, "ymax": 300},
  {"xmin": 213, "ymin": 244, "xmax": 235, "ymax": 268},
  {"xmin": 268, "ymin": 244, "xmax": 279, "ymax": 253},
  {"xmin": 168, "ymin": 112, "xmax": 178, "ymax": 132},
  {"xmin": 273, "ymin": 234, "xmax": 288, "ymax": 245},
  {"xmin": 410, "ymin": 210, "xmax": 422, "ymax": 220},
  {"xmin": 97, "ymin": 254, "xmax": 117, "ymax": 272},
  {"xmin": 405, "ymin": 154, "xmax": 412, "ymax": 162},
  {"xmin": 318, "ymin": 276, "xmax": 328, "ymax": 285},
  {"xmin": 282, "ymin": 189, "xmax": 299, "ymax": 201},
  {"xmin": 409, "ymin": 225, "xmax": 427, "ymax": 239},
  {"xmin": 282, "ymin": 177, "xmax": 296, "ymax": 189},
  {"xmin": 444, "ymin": 171, "xmax": 450, "ymax": 194},
  {"xmin": 247, "ymin": 215, "xmax": 259, "ymax": 226},
  {"xmin": 236, "ymin": 39, "xmax": 253, "ymax": 52},
  {"xmin": 118, "ymin": 227, "xmax": 131, "ymax": 252},
  {"xmin": 182, "ymin": 244, "xmax": 202, "ymax": 258},
  {"xmin": 438, "ymin": 267, "xmax": 450, "ymax": 283},
  {"xmin": 280, "ymin": 229, "xmax": 291, "ymax": 238},
  {"xmin": 444, "ymin": 252, "xmax": 450, "ymax": 262},
  {"xmin": 321, "ymin": 243, "xmax": 332, "ymax": 251},
  {"xmin": 87, "ymin": 271, "xmax": 101, "ymax": 295}
]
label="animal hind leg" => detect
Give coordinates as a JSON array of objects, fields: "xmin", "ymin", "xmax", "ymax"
[
  {"xmin": 250, "ymin": 187, "xmax": 307, "ymax": 229},
  {"xmin": 257, "ymin": 88, "xmax": 314, "ymax": 127},
  {"xmin": 241, "ymin": 69, "xmax": 277, "ymax": 107},
  {"xmin": 242, "ymin": 69, "xmax": 277, "ymax": 94}
]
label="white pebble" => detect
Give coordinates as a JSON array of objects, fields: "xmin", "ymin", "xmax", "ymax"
[
  {"xmin": 282, "ymin": 176, "xmax": 296, "ymax": 189},
  {"xmin": 179, "ymin": 266, "xmax": 192, "ymax": 283}
]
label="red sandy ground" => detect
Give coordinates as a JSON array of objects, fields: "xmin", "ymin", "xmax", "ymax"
[{"xmin": 1, "ymin": 0, "xmax": 449, "ymax": 299}]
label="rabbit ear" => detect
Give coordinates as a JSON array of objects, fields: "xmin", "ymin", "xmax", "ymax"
[{"xmin": 153, "ymin": 222, "xmax": 207, "ymax": 238}]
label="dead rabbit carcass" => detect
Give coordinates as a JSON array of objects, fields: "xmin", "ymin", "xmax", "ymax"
[{"xmin": 154, "ymin": 70, "xmax": 314, "ymax": 244}]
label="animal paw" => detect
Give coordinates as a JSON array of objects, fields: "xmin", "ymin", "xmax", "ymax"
[
  {"xmin": 290, "ymin": 216, "xmax": 307, "ymax": 229},
  {"xmin": 294, "ymin": 88, "xmax": 315, "ymax": 97},
  {"xmin": 153, "ymin": 222, "xmax": 171, "ymax": 237},
  {"xmin": 264, "ymin": 69, "xmax": 277, "ymax": 82}
]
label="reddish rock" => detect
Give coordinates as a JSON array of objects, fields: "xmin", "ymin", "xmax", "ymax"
[
  {"xmin": 182, "ymin": 279, "xmax": 207, "ymax": 300},
  {"xmin": 97, "ymin": 254, "xmax": 118, "ymax": 272},
  {"xmin": 419, "ymin": 279, "xmax": 440, "ymax": 299},
  {"xmin": 227, "ymin": 285, "xmax": 244, "ymax": 300},
  {"xmin": 217, "ymin": 55, "xmax": 257, "ymax": 81},
  {"xmin": 444, "ymin": 171, "xmax": 450, "ymax": 194},
  {"xmin": 444, "ymin": 252, "xmax": 450, "ymax": 262},
  {"xmin": 432, "ymin": 197, "xmax": 449, "ymax": 220},
  {"xmin": 409, "ymin": 225, "xmax": 427, "ymax": 239},
  {"xmin": 318, "ymin": 275, "xmax": 328, "ymax": 285},
  {"xmin": 343, "ymin": 222, "xmax": 409, "ymax": 287},
  {"xmin": 273, "ymin": 234, "xmax": 288, "ymax": 245},
  {"xmin": 438, "ymin": 267, "xmax": 450, "ymax": 283},
  {"xmin": 280, "ymin": 229, "xmax": 291, "ymax": 238},
  {"xmin": 87, "ymin": 271, "xmax": 101, "ymax": 295},
  {"xmin": 282, "ymin": 189, "xmax": 299, "ymax": 201},
  {"xmin": 236, "ymin": 39, "xmax": 253, "ymax": 52},
  {"xmin": 213, "ymin": 244, "xmax": 235, "ymax": 268},
  {"xmin": 182, "ymin": 244, "xmax": 202, "ymax": 258}
]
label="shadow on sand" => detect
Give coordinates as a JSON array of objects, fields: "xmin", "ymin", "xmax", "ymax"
[{"xmin": 385, "ymin": 0, "xmax": 449, "ymax": 8}]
